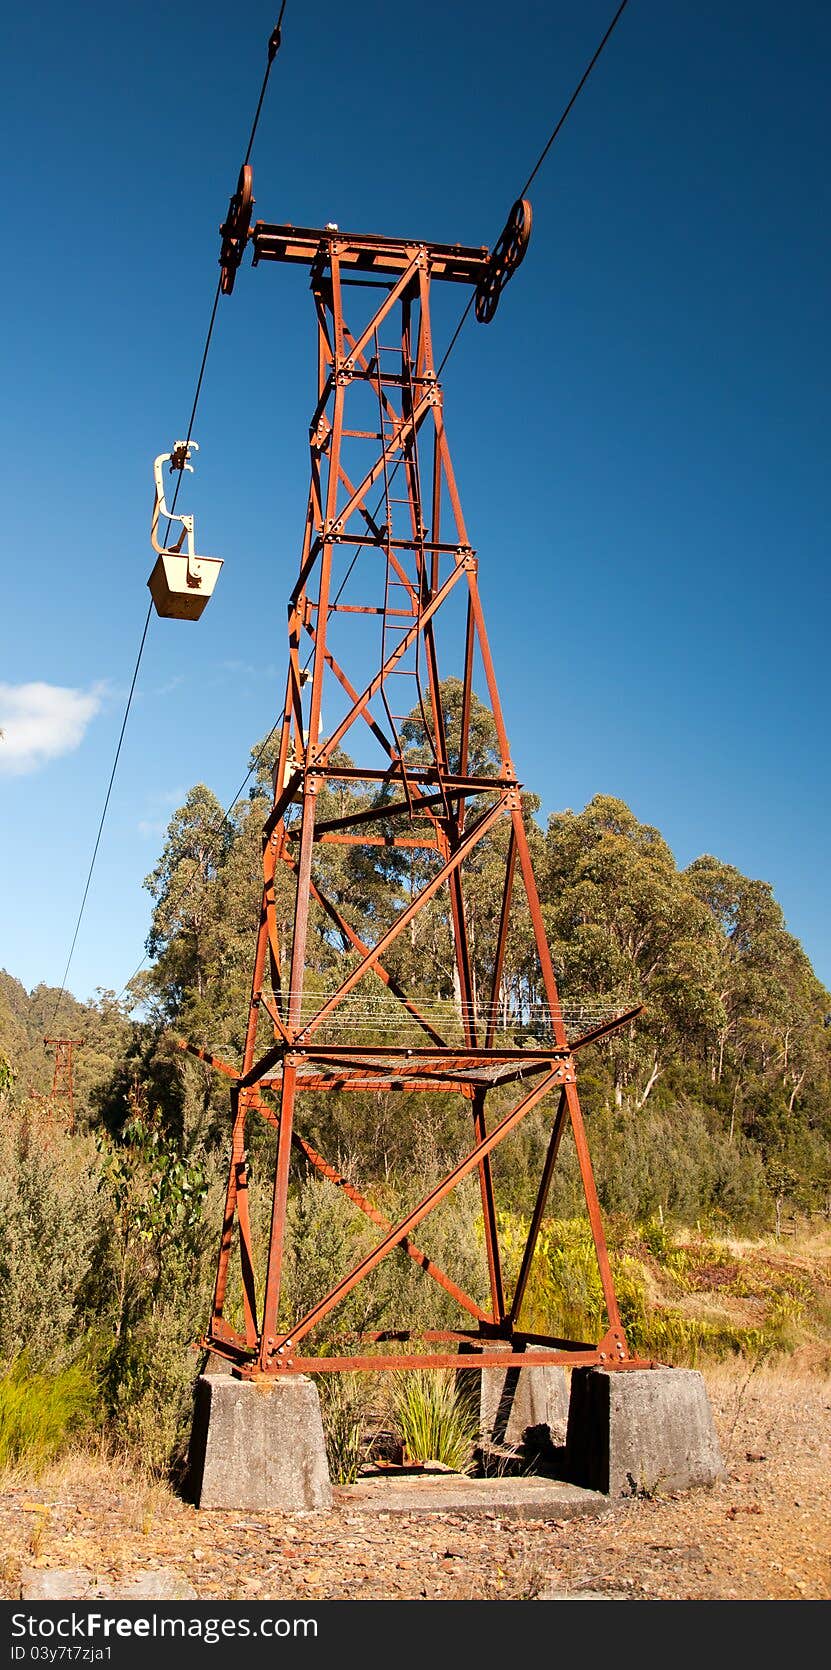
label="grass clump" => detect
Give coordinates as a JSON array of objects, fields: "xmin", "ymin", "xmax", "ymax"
[
  {"xmin": 318, "ymin": 1374, "xmax": 366, "ymax": 1484},
  {"xmin": 0, "ymin": 1356, "xmax": 98, "ymax": 1474},
  {"xmin": 391, "ymin": 1370, "xmax": 479, "ymax": 1473}
]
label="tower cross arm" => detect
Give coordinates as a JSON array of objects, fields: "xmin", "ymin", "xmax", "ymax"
[{"xmin": 250, "ymin": 222, "xmax": 491, "ymax": 284}]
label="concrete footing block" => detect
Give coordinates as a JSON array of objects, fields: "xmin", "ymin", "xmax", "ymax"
[
  {"xmin": 457, "ymin": 1343, "xmax": 570, "ymax": 1451},
  {"xmin": 19, "ymin": 1567, "xmax": 197, "ymax": 1601},
  {"xmin": 565, "ymin": 1366, "xmax": 726, "ymax": 1497},
  {"xmin": 188, "ymin": 1373, "xmax": 332, "ymax": 1511}
]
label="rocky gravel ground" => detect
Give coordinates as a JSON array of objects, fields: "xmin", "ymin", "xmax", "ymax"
[{"xmin": 1, "ymin": 1365, "xmax": 828, "ymax": 1602}]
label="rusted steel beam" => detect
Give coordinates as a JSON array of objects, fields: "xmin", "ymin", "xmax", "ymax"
[
  {"xmin": 318, "ymin": 833, "xmax": 441, "ymax": 849},
  {"xmin": 472, "ymin": 1086, "xmax": 506, "ymax": 1324},
  {"xmin": 314, "ymin": 559, "xmax": 469, "ymax": 766},
  {"xmin": 258, "ymin": 1058, "xmax": 298, "ymax": 1369},
  {"xmin": 457, "ymin": 594, "xmax": 476, "ymax": 809},
  {"xmin": 221, "ymin": 1009, "xmax": 642, "ymax": 1084},
  {"xmin": 318, "ymin": 393, "xmax": 432, "ymax": 553},
  {"xmin": 265, "ymin": 1074, "xmax": 481, "ymax": 1093},
  {"xmin": 508, "ymin": 1087, "xmax": 569, "ymax": 1327},
  {"xmin": 295, "ymin": 799, "xmax": 506, "ymax": 1039},
  {"xmin": 177, "ymin": 1040, "xmax": 488, "ymax": 1323},
  {"xmin": 246, "ymin": 873, "xmax": 290, "ymax": 1050},
  {"xmin": 181, "ymin": 1038, "xmax": 544, "ymax": 1096},
  {"xmin": 244, "ymin": 798, "xmax": 509, "ymax": 1083},
  {"xmin": 486, "ymin": 826, "xmax": 518, "ymax": 1049},
  {"xmin": 510, "ymin": 801, "xmax": 569, "ymax": 1050},
  {"xmin": 264, "ymin": 1070, "xmax": 553, "ymax": 1094},
  {"xmin": 279, "ymin": 849, "xmax": 448, "ymax": 1048},
  {"xmin": 243, "ymin": 1350, "xmax": 656, "ymax": 1375},
  {"xmin": 312, "ymin": 788, "xmax": 467, "ymax": 837},
  {"xmin": 346, "ymin": 253, "xmax": 423, "ymax": 375},
  {"xmin": 251, "ymin": 224, "xmax": 490, "ymax": 284},
  {"xmin": 335, "ymin": 461, "xmax": 420, "ymax": 608},
  {"xmin": 307, "ymin": 538, "xmax": 466, "ymax": 558},
  {"xmin": 564, "ymin": 1076, "xmax": 625, "ymax": 1345},
  {"xmin": 298, "ymin": 766, "xmax": 516, "ymax": 790},
  {"xmin": 288, "ymin": 1082, "xmax": 470, "ymax": 1095},
  {"xmin": 209, "ymin": 1086, "xmax": 258, "ymax": 1347},
  {"xmin": 268, "ymin": 1066, "xmax": 569, "ymax": 1358},
  {"xmin": 300, "ymin": 1045, "xmax": 566, "ymax": 1063},
  {"xmin": 293, "ymin": 1129, "xmax": 490, "ymax": 1326},
  {"xmin": 202, "ymin": 1334, "xmax": 656, "ymax": 1374},
  {"xmin": 568, "ymin": 1005, "xmax": 644, "ymax": 1050},
  {"xmin": 197, "ymin": 226, "xmax": 639, "ymax": 1382}
]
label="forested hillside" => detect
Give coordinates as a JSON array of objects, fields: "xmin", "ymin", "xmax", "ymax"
[
  {"xmin": 7, "ymin": 691, "xmax": 827, "ymax": 1219},
  {"xmin": 1, "ymin": 698, "xmax": 829, "ymax": 1471}
]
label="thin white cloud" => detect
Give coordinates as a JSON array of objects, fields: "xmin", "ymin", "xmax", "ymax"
[
  {"xmin": 215, "ymin": 659, "xmax": 280, "ymax": 681},
  {"xmin": 137, "ymin": 786, "xmax": 188, "ymax": 837},
  {"xmin": 0, "ymin": 681, "xmax": 103, "ymax": 776},
  {"xmin": 137, "ymin": 818, "xmax": 167, "ymax": 838}
]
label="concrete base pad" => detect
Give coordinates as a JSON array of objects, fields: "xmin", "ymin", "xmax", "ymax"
[
  {"xmin": 188, "ymin": 1373, "xmax": 332, "ymax": 1511},
  {"xmin": 20, "ymin": 1567, "xmax": 197, "ymax": 1601},
  {"xmin": 337, "ymin": 1472, "xmax": 608, "ymax": 1521},
  {"xmin": 457, "ymin": 1343, "xmax": 570, "ymax": 1450},
  {"xmin": 566, "ymin": 1367, "xmax": 726, "ymax": 1497}
]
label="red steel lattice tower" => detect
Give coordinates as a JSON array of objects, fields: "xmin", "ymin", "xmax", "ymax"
[
  {"xmin": 43, "ymin": 1037, "xmax": 82, "ymax": 1134},
  {"xmin": 195, "ymin": 203, "xmax": 648, "ymax": 1379}
]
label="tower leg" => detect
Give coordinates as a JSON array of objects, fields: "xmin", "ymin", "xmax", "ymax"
[{"xmin": 258, "ymin": 1058, "xmax": 299, "ymax": 1370}]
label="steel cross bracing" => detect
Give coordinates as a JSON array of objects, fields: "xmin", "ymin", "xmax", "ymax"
[
  {"xmin": 198, "ymin": 221, "xmax": 648, "ymax": 1378},
  {"xmin": 43, "ymin": 1037, "xmax": 82, "ymax": 1134}
]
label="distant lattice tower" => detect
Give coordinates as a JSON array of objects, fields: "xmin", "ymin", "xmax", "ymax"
[{"xmin": 43, "ymin": 1038, "xmax": 82, "ymax": 1133}]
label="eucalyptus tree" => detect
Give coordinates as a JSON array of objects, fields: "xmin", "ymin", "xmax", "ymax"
[
  {"xmin": 544, "ymin": 796, "xmax": 722, "ymax": 1108},
  {"xmin": 144, "ymin": 785, "xmax": 236, "ymax": 1010}
]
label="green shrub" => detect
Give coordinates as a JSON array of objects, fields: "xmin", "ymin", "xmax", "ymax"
[
  {"xmin": 0, "ymin": 1105, "xmax": 103, "ymax": 1371},
  {"xmin": 281, "ymin": 1175, "xmax": 381, "ymax": 1347},
  {"xmin": 0, "ymin": 1356, "xmax": 98, "ymax": 1473},
  {"xmin": 104, "ymin": 1302, "xmax": 206, "ymax": 1476}
]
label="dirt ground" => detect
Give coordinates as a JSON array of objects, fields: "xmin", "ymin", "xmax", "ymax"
[{"xmin": 1, "ymin": 1363, "xmax": 829, "ymax": 1602}]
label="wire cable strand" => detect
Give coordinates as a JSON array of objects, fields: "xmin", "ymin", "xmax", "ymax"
[
  {"xmin": 99, "ymin": 720, "xmax": 281, "ymax": 1019},
  {"xmin": 67, "ymin": 3, "xmax": 618, "ymax": 1026},
  {"xmin": 52, "ymin": 270, "xmax": 221, "ymax": 1029},
  {"xmin": 312, "ymin": 0, "xmax": 633, "ymax": 656},
  {"xmin": 519, "ymin": 0, "xmax": 630, "ymax": 197},
  {"xmin": 244, "ymin": 2, "xmax": 288, "ymax": 166},
  {"xmin": 50, "ymin": 602, "xmax": 153, "ymax": 1024},
  {"xmin": 438, "ymin": 0, "xmax": 632, "ymax": 376},
  {"xmin": 51, "ymin": 13, "xmax": 290, "ymax": 1025}
]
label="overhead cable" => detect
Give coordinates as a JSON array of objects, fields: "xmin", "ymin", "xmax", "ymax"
[
  {"xmin": 50, "ymin": 13, "xmax": 290, "ymax": 1023},
  {"xmin": 437, "ymin": 0, "xmax": 632, "ymax": 376}
]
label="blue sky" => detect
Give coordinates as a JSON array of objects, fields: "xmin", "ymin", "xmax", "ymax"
[{"xmin": 1, "ymin": 0, "xmax": 829, "ymax": 1005}]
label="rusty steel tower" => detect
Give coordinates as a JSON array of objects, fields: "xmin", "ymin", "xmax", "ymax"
[
  {"xmin": 193, "ymin": 178, "xmax": 647, "ymax": 1379},
  {"xmin": 43, "ymin": 1037, "xmax": 82, "ymax": 1133}
]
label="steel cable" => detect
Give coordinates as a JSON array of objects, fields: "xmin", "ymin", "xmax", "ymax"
[
  {"xmin": 438, "ymin": 0, "xmax": 632, "ymax": 376},
  {"xmin": 50, "ymin": 603, "xmax": 153, "ymax": 1024},
  {"xmin": 50, "ymin": 14, "xmax": 289, "ymax": 1024},
  {"xmin": 308, "ymin": 1, "xmax": 633, "ymax": 666},
  {"xmin": 97, "ymin": 720, "xmax": 281, "ymax": 1018},
  {"xmin": 60, "ymin": 3, "xmax": 623, "ymax": 1026}
]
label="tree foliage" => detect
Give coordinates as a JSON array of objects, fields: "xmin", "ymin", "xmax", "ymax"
[{"xmin": 1, "ymin": 693, "xmax": 829, "ymax": 1471}]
